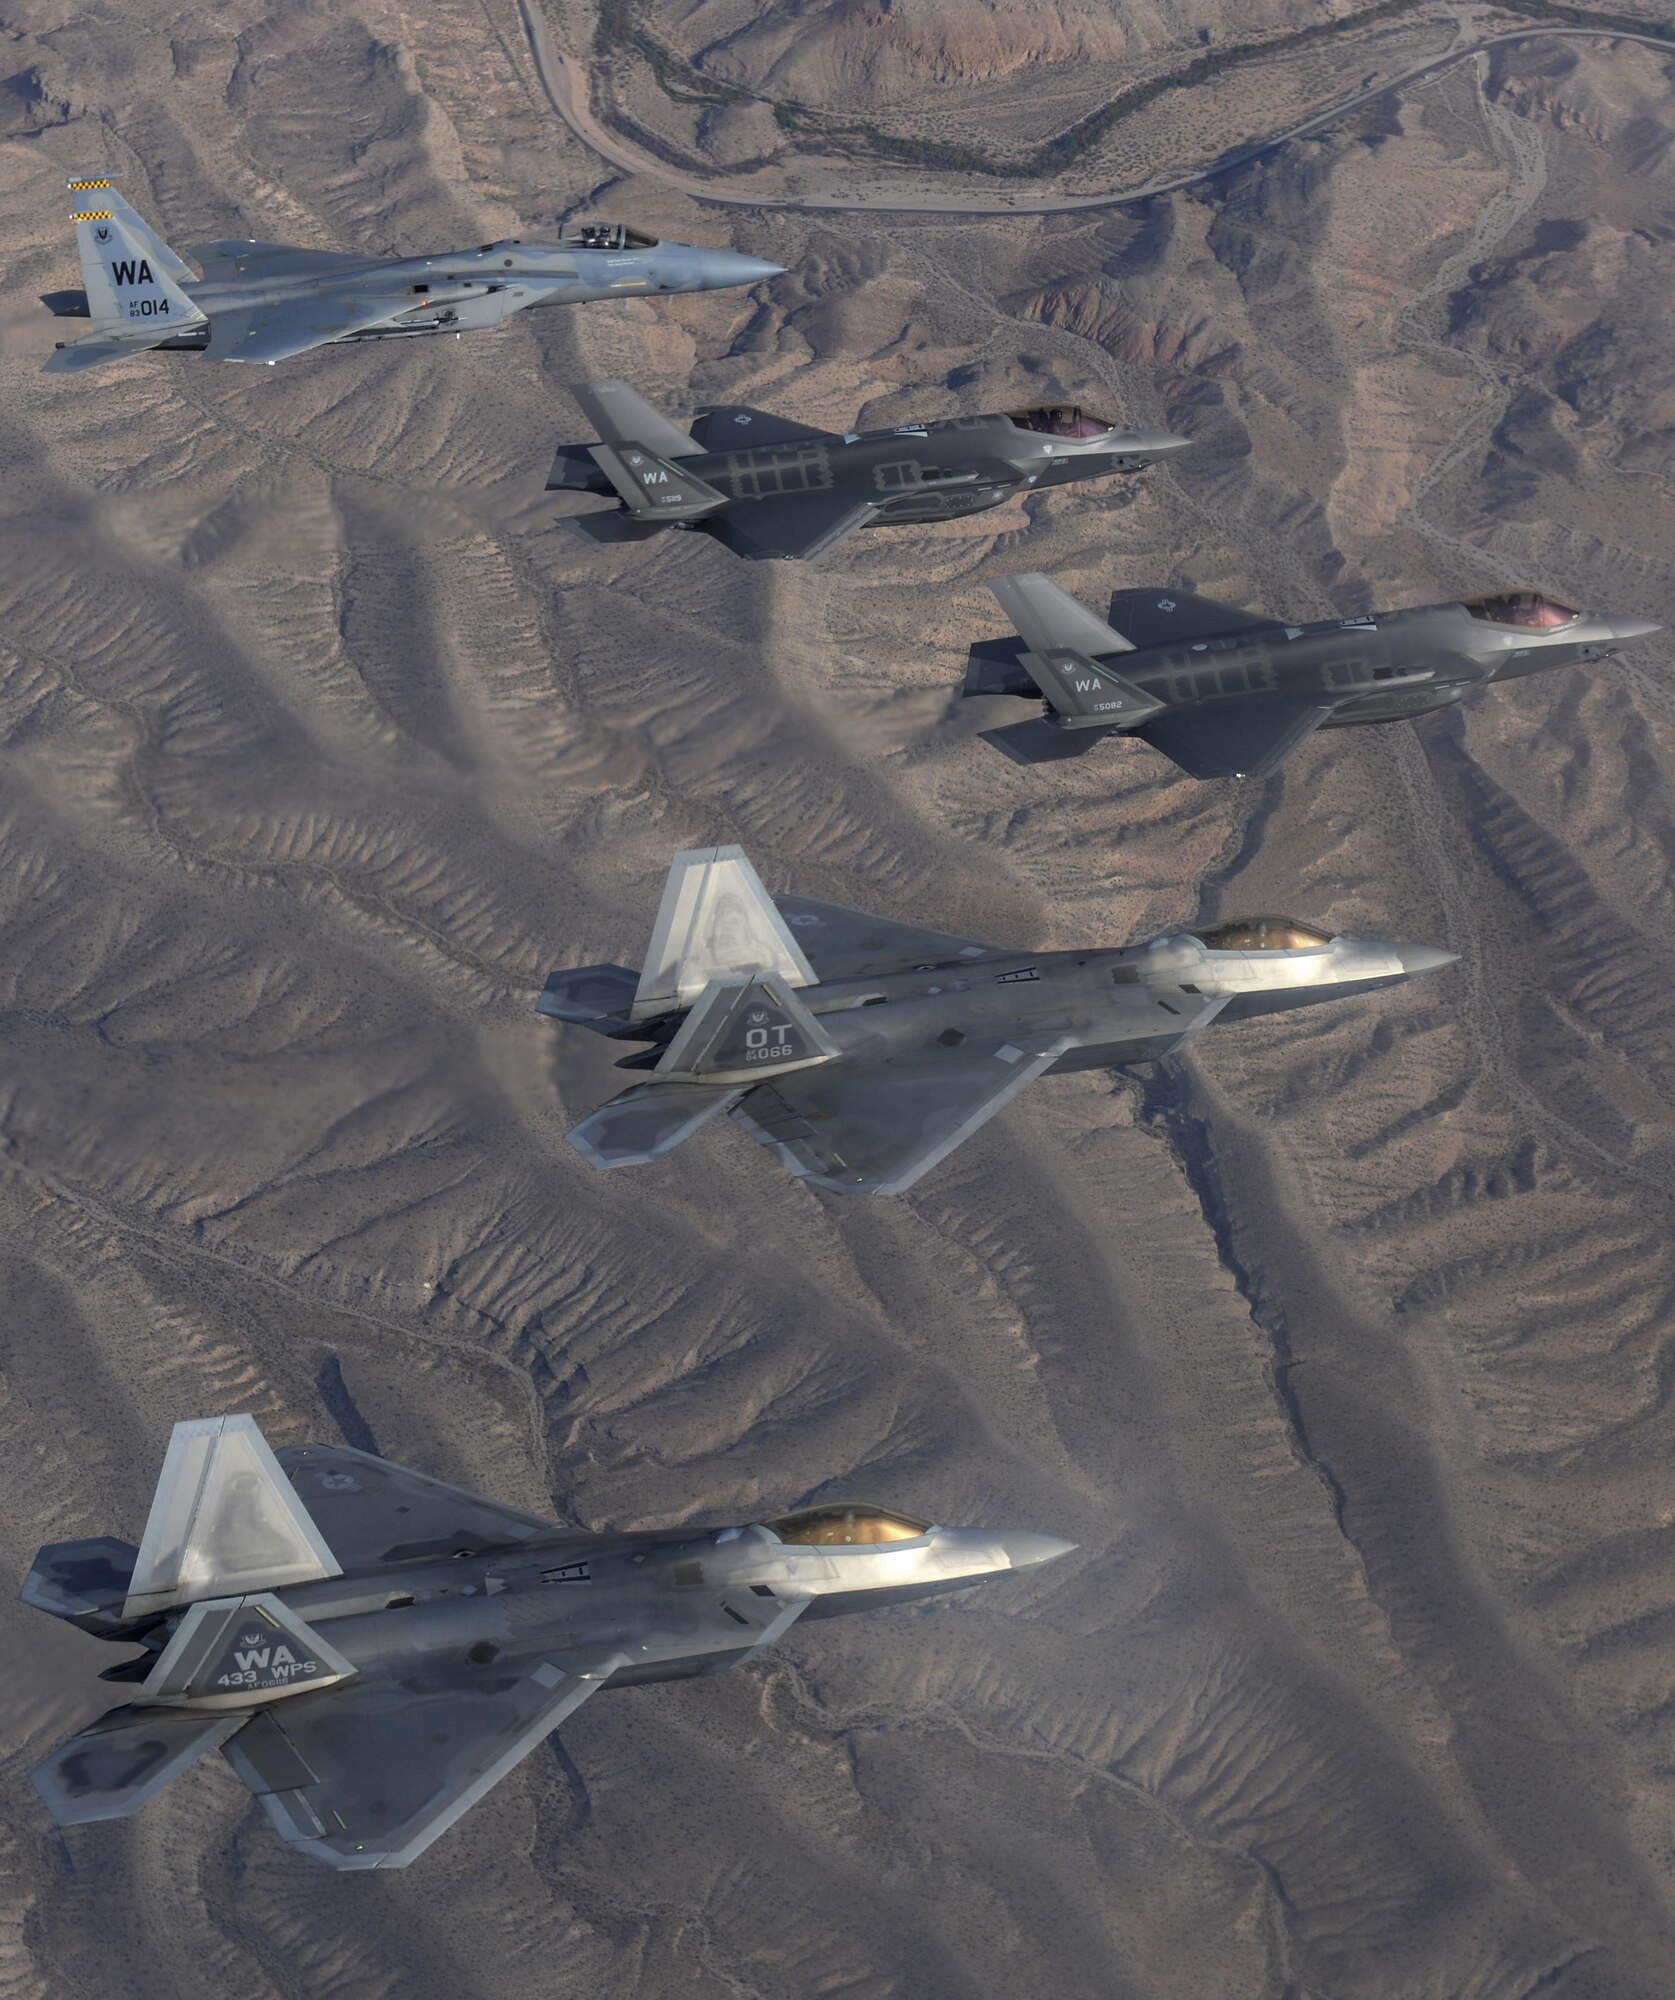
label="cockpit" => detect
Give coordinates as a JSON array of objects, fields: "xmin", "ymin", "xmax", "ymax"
[
  {"xmin": 1196, "ymin": 917, "xmax": 1333, "ymax": 952},
  {"xmin": 1462, "ymin": 591, "xmax": 1578, "ymax": 631},
  {"xmin": 559, "ymin": 222, "xmax": 659, "ymax": 251},
  {"xmin": 766, "ymin": 1504, "xmax": 930, "ymax": 1546},
  {"xmin": 1007, "ymin": 405, "xmax": 1115, "ymax": 439}
]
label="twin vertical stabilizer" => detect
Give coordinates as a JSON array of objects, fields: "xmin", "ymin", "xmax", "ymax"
[
  {"xmin": 123, "ymin": 1414, "xmax": 342, "ymax": 1620},
  {"xmin": 633, "ymin": 846, "xmax": 819, "ymax": 1019},
  {"xmin": 989, "ymin": 573, "xmax": 1164, "ymax": 728},
  {"xmin": 26, "ymin": 1414, "xmax": 351, "ymax": 1830}
]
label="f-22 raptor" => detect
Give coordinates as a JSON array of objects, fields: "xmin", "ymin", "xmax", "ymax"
[
  {"xmin": 969, "ymin": 573, "xmax": 1662, "ymax": 779},
  {"xmin": 45, "ymin": 178, "xmax": 782, "ymax": 372},
  {"xmin": 547, "ymin": 380, "xmax": 1189, "ymax": 560},
  {"xmin": 539, "ymin": 846, "xmax": 1457, "ymax": 1194},
  {"xmin": 26, "ymin": 1415, "xmax": 1069, "ymax": 1869}
]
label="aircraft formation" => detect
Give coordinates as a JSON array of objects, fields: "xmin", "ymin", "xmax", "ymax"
[{"xmin": 24, "ymin": 169, "xmax": 1662, "ymax": 1872}]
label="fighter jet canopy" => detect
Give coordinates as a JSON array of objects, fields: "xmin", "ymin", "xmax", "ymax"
[
  {"xmin": 558, "ymin": 222, "xmax": 659, "ymax": 250},
  {"xmin": 1007, "ymin": 404, "xmax": 1117, "ymax": 439},
  {"xmin": 1197, "ymin": 916, "xmax": 1334, "ymax": 952},
  {"xmin": 1462, "ymin": 590, "xmax": 1579, "ymax": 631},
  {"xmin": 767, "ymin": 1504, "xmax": 931, "ymax": 1546}
]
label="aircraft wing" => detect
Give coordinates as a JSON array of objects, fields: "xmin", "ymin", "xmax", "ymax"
[
  {"xmin": 708, "ymin": 490, "xmax": 881, "ymax": 562},
  {"xmin": 223, "ymin": 1648, "xmax": 628, "ymax": 1870},
  {"xmin": 731, "ymin": 1031, "xmax": 1077, "ymax": 1194},
  {"xmin": 202, "ymin": 293, "xmax": 405, "ymax": 365},
  {"xmin": 1136, "ymin": 695, "xmax": 1338, "ymax": 780},
  {"xmin": 191, "ymin": 240, "xmax": 372, "ymax": 283},
  {"xmin": 772, "ymin": 894, "xmax": 1005, "ymax": 978},
  {"xmin": 979, "ymin": 718, "xmax": 1113, "ymax": 765},
  {"xmin": 688, "ymin": 405, "xmax": 837, "ymax": 451},
  {"xmin": 277, "ymin": 1444, "xmax": 568, "ymax": 1568},
  {"xmin": 1104, "ymin": 589, "xmax": 1265, "ymax": 649}
]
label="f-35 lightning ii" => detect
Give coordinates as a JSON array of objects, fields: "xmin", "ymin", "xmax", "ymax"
[
  {"xmin": 546, "ymin": 380, "xmax": 1189, "ymax": 560},
  {"xmin": 968, "ymin": 573, "xmax": 1662, "ymax": 779},
  {"xmin": 44, "ymin": 178, "xmax": 783, "ymax": 372},
  {"xmin": 26, "ymin": 1415, "xmax": 1070, "ymax": 1869},
  {"xmin": 538, "ymin": 846, "xmax": 1457, "ymax": 1195}
]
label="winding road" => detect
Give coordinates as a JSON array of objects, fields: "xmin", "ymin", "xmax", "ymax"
[{"xmin": 517, "ymin": 0, "xmax": 1675, "ymax": 217}]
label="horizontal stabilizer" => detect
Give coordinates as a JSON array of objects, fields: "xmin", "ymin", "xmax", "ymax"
[
  {"xmin": 44, "ymin": 330, "xmax": 175, "ymax": 374},
  {"xmin": 1137, "ymin": 696, "xmax": 1337, "ymax": 779},
  {"xmin": 568, "ymin": 1080, "xmax": 746, "ymax": 1169},
  {"xmin": 991, "ymin": 573, "xmax": 1136, "ymax": 659},
  {"xmin": 635, "ymin": 846, "xmax": 817, "ymax": 1019},
  {"xmin": 537, "ymin": 963, "xmax": 640, "ymax": 1033},
  {"xmin": 588, "ymin": 441, "xmax": 728, "ymax": 521},
  {"xmin": 32, "ymin": 1707, "xmax": 243, "ymax": 1827},
  {"xmin": 688, "ymin": 405, "xmax": 835, "ymax": 451},
  {"xmin": 656, "ymin": 974, "xmax": 839, "ymax": 1082},
  {"xmin": 125, "ymin": 1415, "xmax": 342, "ymax": 1622},
  {"xmin": 571, "ymin": 380, "xmax": 702, "ymax": 458},
  {"xmin": 980, "ymin": 718, "xmax": 1113, "ymax": 765},
  {"xmin": 21, "ymin": 1537, "xmax": 138, "ymax": 1632}
]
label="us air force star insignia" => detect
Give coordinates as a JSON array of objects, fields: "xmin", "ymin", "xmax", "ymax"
[{"xmin": 1158, "ymin": 598, "xmax": 1176, "ymax": 611}]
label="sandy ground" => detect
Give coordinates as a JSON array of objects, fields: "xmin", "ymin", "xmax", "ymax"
[{"xmin": 2, "ymin": 1, "xmax": 1675, "ymax": 1995}]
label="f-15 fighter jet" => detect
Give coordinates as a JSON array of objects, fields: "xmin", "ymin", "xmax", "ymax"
[
  {"xmin": 26, "ymin": 1415, "xmax": 1069, "ymax": 1869},
  {"xmin": 538, "ymin": 846, "xmax": 1457, "ymax": 1194},
  {"xmin": 546, "ymin": 380, "xmax": 1189, "ymax": 560},
  {"xmin": 968, "ymin": 573, "xmax": 1662, "ymax": 779},
  {"xmin": 44, "ymin": 178, "xmax": 783, "ymax": 372}
]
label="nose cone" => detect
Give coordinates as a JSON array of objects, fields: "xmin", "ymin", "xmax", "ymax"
[
  {"xmin": 1608, "ymin": 615, "xmax": 1662, "ymax": 644},
  {"xmin": 697, "ymin": 250, "xmax": 785, "ymax": 291},
  {"xmin": 1118, "ymin": 429, "xmax": 1191, "ymax": 459},
  {"xmin": 995, "ymin": 1531, "xmax": 1077, "ymax": 1571},
  {"xmin": 1397, "ymin": 944, "xmax": 1460, "ymax": 978}
]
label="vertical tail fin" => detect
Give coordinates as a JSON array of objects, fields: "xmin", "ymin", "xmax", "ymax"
[
  {"xmin": 67, "ymin": 178, "xmax": 202, "ymax": 337},
  {"xmin": 123, "ymin": 1415, "xmax": 341, "ymax": 1621},
  {"xmin": 571, "ymin": 379, "xmax": 702, "ymax": 457},
  {"xmin": 632, "ymin": 847, "xmax": 818, "ymax": 1021},
  {"xmin": 990, "ymin": 573, "xmax": 1136, "ymax": 659},
  {"xmin": 988, "ymin": 574, "xmax": 1165, "ymax": 729}
]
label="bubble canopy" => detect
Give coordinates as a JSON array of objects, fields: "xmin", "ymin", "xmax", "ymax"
[
  {"xmin": 1196, "ymin": 917, "xmax": 1334, "ymax": 952},
  {"xmin": 1007, "ymin": 405, "xmax": 1115, "ymax": 439},
  {"xmin": 766, "ymin": 1504, "xmax": 931, "ymax": 1546},
  {"xmin": 1462, "ymin": 591, "xmax": 1579, "ymax": 631},
  {"xmin": 557, "ymin": 222, "xmax": 659, "ymax": 251}
]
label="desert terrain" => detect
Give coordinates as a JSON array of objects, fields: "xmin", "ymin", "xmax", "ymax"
[{"xmin": 2, "ymin": 0, "xmax": 1675, "ymax": 1994}]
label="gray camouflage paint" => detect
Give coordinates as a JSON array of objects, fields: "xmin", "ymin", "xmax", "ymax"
[
  {"xmin": 972, "ymin": 577, "xmax": 1662, "ymax": 777},
  {"xmin": 547, "ymin": 383, "xmax": 1190, "ymax": 560},
  {"xmin": 541, "ymin": 865, "xmax": 1458, "ymax": 1194},
  {"xmin": 24, "ymin": 1432, "xmax": 1068, "ymax": 1870},
  {"xmin": 47, "ymin": 180, "xmax": 782, "ymax": 371}
]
